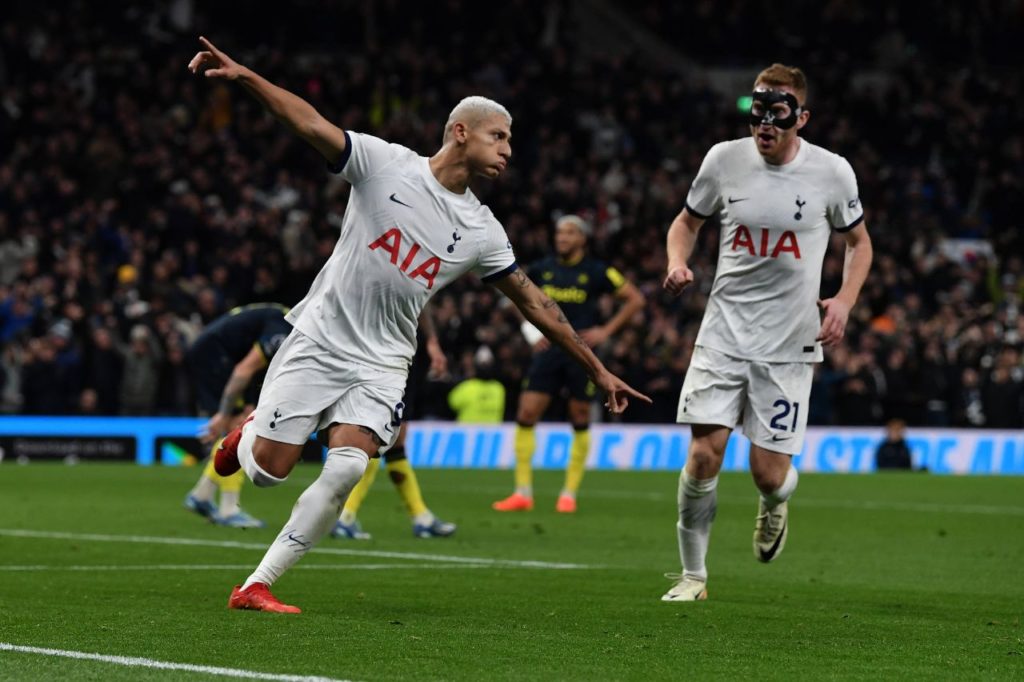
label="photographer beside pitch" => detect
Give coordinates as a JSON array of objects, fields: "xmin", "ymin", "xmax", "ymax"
[
  {"xmin": 661, "ymin": 64, "xmax": 872, "ymax": 601},
  {"xmin": 188, "ymin": 37, "xmax": 650, "ymax": 614}
]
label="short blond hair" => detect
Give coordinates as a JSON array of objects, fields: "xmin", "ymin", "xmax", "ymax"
[
  {"xmin": 442, "ymin": 96, "xmax": 512, "ymax": 144},
  {"xmin": 754, "ymin": 63, "xmax": 808, "ymax": 106}
]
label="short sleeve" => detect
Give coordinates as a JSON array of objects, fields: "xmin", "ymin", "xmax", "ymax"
[
  {"xmin": 604, "ymin": 266, "xmax": 626, "ymax": 292},
  {"xmin": 684, "ymin": 143, "xmax": 726, "ymax": 219},
  {"xmin": 591, "ymin": 261, "xmax": 624, "ymax": 295},
  {"xmin": 827, "ymin": 156, "xmax": 864, "ymax": 232},
  {"xmin": 475, "ymin": 220, "xmax": 518, "ymax": 283},
  {"xmin": 329, "ymin": 132, "xmax": 407, "ymax": 185}
]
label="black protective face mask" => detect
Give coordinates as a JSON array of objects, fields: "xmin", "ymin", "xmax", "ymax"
[{"xmin": 749, "ymin": 89, "xmax": 803, "ymax": 130}]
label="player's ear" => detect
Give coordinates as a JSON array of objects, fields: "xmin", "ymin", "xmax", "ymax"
[
  {"xmin": 452, "ymin": 121, "xmax": 469, "ymax": 144},
  {"xmin": 796, "ymin": 109, "xmax": 810, "ymax": 131}
]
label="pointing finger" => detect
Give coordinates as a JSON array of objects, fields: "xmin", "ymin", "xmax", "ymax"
[
  {"xmin": 199, "ymin": 36, "xmax": 224, "ymax": 58},
  {"xmin": 626, "ymin": 385, "xmax": 653, "ymax": 404}
]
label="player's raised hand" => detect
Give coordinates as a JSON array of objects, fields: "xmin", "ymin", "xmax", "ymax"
[
  {"xmin": 663, "ymin": 265, "xmax": 695, "ymax": 297},
  {"xmin": 595, "ymin": 370, "xmax": 653, "ymax": 414},
  {"xmin": 188, "ymin": 37, "xmax": 245, "ymax": 80},
  {"xmin": 816, "ymin": 296, "xmax": 851, "ymax": 346}
]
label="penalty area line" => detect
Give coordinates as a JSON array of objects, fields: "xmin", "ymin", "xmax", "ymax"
[{"xmin": 0, "ymin": 642, "xmax": 352, "ymax": 682}]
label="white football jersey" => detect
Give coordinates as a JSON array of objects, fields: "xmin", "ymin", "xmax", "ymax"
[
  {"xmin": 287, "ymin": 132, "xmax": 517, "ymax": 373},
  {"xmin": 685, "ymin": 137, "xmax": 863, "ymax": 362}
]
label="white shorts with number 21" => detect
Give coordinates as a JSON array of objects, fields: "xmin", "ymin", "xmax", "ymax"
[{"xmin": 676, "ymin": 345, "xmax": 813, "ymax": 455}]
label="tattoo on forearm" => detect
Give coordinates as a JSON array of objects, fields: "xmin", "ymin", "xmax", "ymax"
[
  {"xmin": 513, "ymin": 270, "xmax": 530, "ymax": 288},
  {"xmin": 218, "ymin": 376, "xmax": 248, "ymax": 415},
  {"xmin": 541, "ymin": 298, "xmax": 569, "ymax": 324}
]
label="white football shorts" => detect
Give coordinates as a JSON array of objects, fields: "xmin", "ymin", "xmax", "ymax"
[
  {"xmin": 676, "ymin": 345, "xmax": 813, "ymax": 455},
  {"xmin": 252, "ymin": 329, "xmax": 406, "ymax": 453}
]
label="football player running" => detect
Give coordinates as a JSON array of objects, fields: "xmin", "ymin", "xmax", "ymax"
[{"xmin": 661, "ymin": 64, "xmax": 872, "ymax": 602}]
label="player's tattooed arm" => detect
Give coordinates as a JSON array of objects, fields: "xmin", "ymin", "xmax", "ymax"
[
  {"xmin": 540, "ymin": 297, "xmax": 571, "ymax": 328},
  {"xmin": 217, "ymin": 374, "xmax": 251, "ymax": 416},
  {"xmin": 492, "ymin": 268, "xmax": 652, "ymax": 414},
  {"xmin": 494, "ymin": 271, "xmax": 592, "ymax": 362},
  {"xmin": 217, "ymin": 345, "xmax": 269, "ymax": 416}
]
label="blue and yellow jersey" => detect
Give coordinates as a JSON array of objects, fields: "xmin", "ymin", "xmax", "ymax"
[
  {"xmin": 527, "ymin": 255, "xmax": 626, "ymax": 329},
  {"xmin": 195, "ymin": 303, "xmax": 292, "ymax": 366}
]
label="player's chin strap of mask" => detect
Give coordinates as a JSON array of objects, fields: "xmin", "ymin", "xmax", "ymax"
[{"xmin": 749, "ymin": 88, "xmax": 803, "ymax": 130}]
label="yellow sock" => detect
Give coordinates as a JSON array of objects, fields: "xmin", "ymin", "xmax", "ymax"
[
  {"xmin": 386, "ymin": 456, "xmax": 428, "ymax": 518},
  {"xmin": 203, "ymin": 441, "xmax": 223, "ymax": 481},
  {"xmin": 513, "ymin": 425, "xmax": 535, "ymax": 496},
  {"xmin": 562, "ymin": 429, "xmax": 590, "ymax": 497},
  {"xmin": 342, "ymin": 457, "xmax": 381, "ymax": 519},
  {"xmin": 203, "ymin": 439, "xmax": 245, "ymax": 493}
]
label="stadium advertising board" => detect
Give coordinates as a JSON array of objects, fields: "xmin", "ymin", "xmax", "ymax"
[
  {"xmin": 406, "ymin": 423, "xmax": 1024, "ymax": 475},
  {"xmin": 0, "ymin": 417, "xmax": 1020, "ymax": 474}
]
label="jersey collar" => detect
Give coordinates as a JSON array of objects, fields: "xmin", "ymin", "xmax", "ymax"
[
  {"xmin": 422, "ymin": 156, "xmax": 471, "ymax": 199},
  {"xmin": 755, "ymin": 137, "xmax": 809, "ymax": 173}
]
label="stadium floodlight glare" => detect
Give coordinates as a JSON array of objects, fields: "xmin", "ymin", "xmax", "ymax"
[{"xmin": 736, "ymin": 95, "xmax": 753, "ymax": 113}]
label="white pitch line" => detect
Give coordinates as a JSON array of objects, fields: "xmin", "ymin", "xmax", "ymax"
[
  {"xmin": 0, "ymin": 642, "xmax": 351, "ymax": 682},
  {"xmin": 0, "ymin": 529, "xmax": 596, "ymax": 570},
  {"xmin": 0, "ymin": 563, "xmax": 491, "ymax": 572}
]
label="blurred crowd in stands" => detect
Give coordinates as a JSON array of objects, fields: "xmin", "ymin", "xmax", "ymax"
[{"xmin": 1, "ymin": 0, "xmax": 1022, "ymax": 427}]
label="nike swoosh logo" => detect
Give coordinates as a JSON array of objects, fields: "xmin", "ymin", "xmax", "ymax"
[
  {"xmin": 389, "ymin": 193, "xmax": 413, "ymax": 208},
  {"xmin": 771, "ymin": 434, "xmax": 791, "ymax": 442},
  {"xmin": 383, "ymin": 423, "xmax": 394, "ymax": 434},
  {"xmin": 286, "ymin": 533, "xmax": 311, "ymax": 548},
  {"xmin": 727, "ymin": 197, "xmax": 748, "ymax": 204},
  {"xmin": 759, "ymin": 522, "xmax": 786, "ymax": 562}
]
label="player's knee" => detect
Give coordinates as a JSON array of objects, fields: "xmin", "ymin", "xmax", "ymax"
[
  {"xmin": 687, "ymin": 440, "xmax": 724, "ymax": 474},
  {"xmin": 751, "ymin": 466, "xmax": 787, "ymax": 494},
  {"xmin": 516, "ymin": 411, "xmax": 539, "ymax": 427},
  {"xmin": 252, "ymin": 441, "xmax": 294, "ymax": 481},
  {"xmin": 323, "ymin": 447, "xmax": 370, "ymax": 500}
]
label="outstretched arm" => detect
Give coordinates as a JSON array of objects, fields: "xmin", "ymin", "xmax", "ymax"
[
  {"xmin": 188, "ymin": 37, "xmax": 347, "ymax": 165},
  {"xmin": 492, "ymin": 269, "xmax": 651, "ymax": 414}
]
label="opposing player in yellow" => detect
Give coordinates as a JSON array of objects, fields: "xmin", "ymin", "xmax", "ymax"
[
  {"xmin": 331, "ymin": 311, "xmax": 458, "ymax": 539},
  {"xmin": 492, "ymin": 215, "xmax": 644, "ymax": 513},
  {"xmin": 183, "ymin": 303, "xmax": 291, "ymax": 528}
]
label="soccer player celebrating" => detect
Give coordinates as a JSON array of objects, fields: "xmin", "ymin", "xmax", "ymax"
[
  {"xmin": 661, "ymin": 64, "xmax": 872, "ymax": 601},
  {"xmin": 188, "ymin": 37, "xmax": 649, "ymax": 614},
  {"xmin": 184, "ymin": 302, "xmax": 293, "ymax": 529},
  {"xmin": 492, "ymin": 215, "xmax": 644, "ymax": 513}
]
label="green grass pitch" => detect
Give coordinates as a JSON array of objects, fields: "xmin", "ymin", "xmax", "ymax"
[{"xmin": 0, "ymin": 463, "xmax": 1021, "ymax": 681}]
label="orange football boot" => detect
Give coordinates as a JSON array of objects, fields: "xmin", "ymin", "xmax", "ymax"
[{"xmin": 228, "ymin": 583, "xmax": 301, "ymax": 614}]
